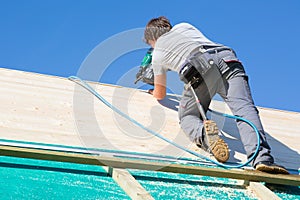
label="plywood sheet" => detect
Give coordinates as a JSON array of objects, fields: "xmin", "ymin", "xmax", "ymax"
[{"xmin": 0, "ymin": 68, "xmax": 299, "ymax": 171}]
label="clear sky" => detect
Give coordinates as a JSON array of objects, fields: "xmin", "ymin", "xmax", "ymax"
[{"xmin": 1, "ymin": 0, "xmax": 299, "ymax": 112}]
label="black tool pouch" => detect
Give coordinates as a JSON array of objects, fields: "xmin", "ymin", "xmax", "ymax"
[{"xmin": 179, "ymin": 51, "xmax": 216, "ymax": 88}]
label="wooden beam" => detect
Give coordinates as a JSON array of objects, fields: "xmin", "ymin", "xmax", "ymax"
[
  {"xmin": 244, "ymin": 181, "xmax": 281, "ymax": 200},
  {"xmin": 1, "ymin": 145, "xmax": 300, "ymax": 186},
  {"xmin": 103, "ymin": 167, "xmax": 154, "ymax": 200}
]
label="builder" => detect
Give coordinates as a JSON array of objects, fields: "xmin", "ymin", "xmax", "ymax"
[{"xmin": 144, "ymin": 16, "xmax": 288, "ymax": 174}]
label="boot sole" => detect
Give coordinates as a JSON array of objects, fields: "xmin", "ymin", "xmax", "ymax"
[
  {"xmin": 255, "ymin": 164, "xmax": 289, "ymax": 174},
  {"xmin": 204, "ymin": 120, "xmax": 230, "ymax": 163}
]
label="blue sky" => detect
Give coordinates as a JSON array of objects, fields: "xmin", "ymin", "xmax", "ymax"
[{"xmin": 1, "ymin": 0, "xmax": 299, "ymax": 112}]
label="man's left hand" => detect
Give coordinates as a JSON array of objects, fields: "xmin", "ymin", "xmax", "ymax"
[{"xmin": 148, "ymin": 89, "xmax": 154, "ymax": 95}]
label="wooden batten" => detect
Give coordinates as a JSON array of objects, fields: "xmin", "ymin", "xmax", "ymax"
[{"xmin": 1, "ymin": 145, "xmax": 300, "ymax": 186}]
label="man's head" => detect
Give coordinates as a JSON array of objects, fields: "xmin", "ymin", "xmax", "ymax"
[{"xmin": 144, "ymin": 16, "xmax": 172, "ymax": 46}]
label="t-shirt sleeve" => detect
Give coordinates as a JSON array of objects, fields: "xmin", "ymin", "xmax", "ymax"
[{"xmin": 152, "ymin": 49, "xmax": 168, "ymax": 76}]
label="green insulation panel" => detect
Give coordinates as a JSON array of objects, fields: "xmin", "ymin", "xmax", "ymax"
[
  {"xmin": 1, "ymin": 155, "xmax": 300, "ymax": 199},
  {"xmin": 266, "ymin": 183, "xmax": 300, "ymax": 200},
  {"xmin": 130, "ymin": 169, "xmax": 257, "ymax": 200},
  {"xmin": 130, "ymin": 169, "xmax": 300, "ymax": 200},
  {"xmin": 0, "ymin": 156, "xmax": 129, "ymax": 200}
]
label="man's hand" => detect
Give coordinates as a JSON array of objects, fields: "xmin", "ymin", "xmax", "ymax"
[{"xmin": 148, "ymin": 89, "xmax": 154, "ymax": 95}]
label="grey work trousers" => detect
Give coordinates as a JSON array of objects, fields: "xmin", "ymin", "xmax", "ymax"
[{"xmin": 178, "ymin": 63, "xmax": 274, "ymax": 166}]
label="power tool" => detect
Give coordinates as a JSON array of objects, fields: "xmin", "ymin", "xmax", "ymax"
[{"xmin": 134, "ymin": 48, "xmax": 154, "ymax": 85}]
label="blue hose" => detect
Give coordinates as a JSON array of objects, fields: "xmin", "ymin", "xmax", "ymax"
[{"xmin": 69, "ymin": 76, "xmax": 261, "ymax": 169}]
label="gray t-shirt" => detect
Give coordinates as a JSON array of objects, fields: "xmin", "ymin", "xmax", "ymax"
[{"xmin": 152, "ymin": 23, "xmax": 221, "ymax": 75}]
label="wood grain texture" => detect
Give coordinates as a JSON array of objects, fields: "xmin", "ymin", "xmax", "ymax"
[{"xmin": 0, "ymin": 67, "xmax": 299, "ymax": 172}]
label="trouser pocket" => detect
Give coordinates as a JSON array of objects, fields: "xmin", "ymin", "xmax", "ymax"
[{"xmin": 217, "ymin": 49, "xmax": 241, "ymax": 75}]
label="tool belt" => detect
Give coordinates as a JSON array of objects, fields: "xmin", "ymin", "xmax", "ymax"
[
  {"xmin": 179, "ymin": 46, "xmax": 236, "ymax": 88},
  {"xmin": 179, "ymin": 47, "xmax": 216, "ymax": 88}
]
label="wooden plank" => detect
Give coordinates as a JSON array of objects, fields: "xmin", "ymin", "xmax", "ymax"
[
  {"xmin": 249, "ymin": 182, "xmax": 281, "ymax": 200},
  {"xmin": 244, "ymin": 181, "xmax": 281, "ymax": 200},
  {"xmin": 0, "ymin": 67, "xmax": 192, "ymax": 159},
  {"xmin": 1, "ymin": 145, "xmax": 300, "ymax": 186},
  {"xmin": 1, "ymin": 67, "xmax": 300, "ymax": 171},
  {"xmin": 104, "ymin": 167, "xmax": 154, "ymax": 200}
]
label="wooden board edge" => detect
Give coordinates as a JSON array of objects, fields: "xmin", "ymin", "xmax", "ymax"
[
  {"xmin": 103, "ymin": 166, "xmax": 154, "ymax": 200},
  {"xmin": 1, "ymin": 145, "xmax": 300, "ymax": 186},
  {"xmin": 244, "ymin": 181, "xmax": 281, "ymax": 200}
]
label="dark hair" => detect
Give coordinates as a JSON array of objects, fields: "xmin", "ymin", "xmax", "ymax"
[{"xmin": 144, "ymin": 16, "xmax": 172, "ymax": 44}]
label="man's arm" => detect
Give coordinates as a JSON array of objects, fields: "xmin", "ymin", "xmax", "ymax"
[{"xmin": 149, "ymin": 74, "xmax": 166, "ymax": 100}]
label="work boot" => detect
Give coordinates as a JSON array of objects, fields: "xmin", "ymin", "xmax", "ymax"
[
  {"xmin": 255, "ymin": 161, "xmax": 289, "ymax": 174},
  {"xmin": 197, "ymin": 120, "xmax": 230, "ymax": 163}
]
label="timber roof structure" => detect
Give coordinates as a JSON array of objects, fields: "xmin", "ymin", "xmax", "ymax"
[{"xmin": 0, "ymin": 67, "xmax": 299, "ymax": 199}]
